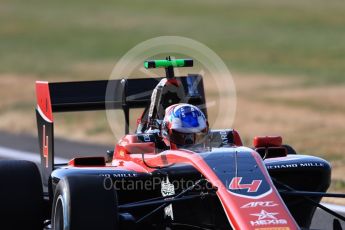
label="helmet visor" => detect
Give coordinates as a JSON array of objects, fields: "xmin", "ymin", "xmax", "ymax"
[{"xmin": 170, "ymin": 129, "xmax": 208, "ymax": 147}]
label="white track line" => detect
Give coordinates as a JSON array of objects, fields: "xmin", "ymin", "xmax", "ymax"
[
  {"xmin": 0, "ymin": 146, "xmax": 68, "ymax": 163},
  {"xmin": 320, "ymin": 203, "xmax": 345, "ymax": 214}
]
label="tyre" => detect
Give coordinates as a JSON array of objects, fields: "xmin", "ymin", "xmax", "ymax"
[
  {"xmin": 52, "ymin": 174, "xmax": 119, "ymax": 230},
  {"xmin": 0, "ymin": 160, "xmax": 44, "ymax": 230}
]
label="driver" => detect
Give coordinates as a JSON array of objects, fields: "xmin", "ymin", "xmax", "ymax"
[{"xmin": 162, "ymin": 103, "xmax": 209, "ymax": 149}]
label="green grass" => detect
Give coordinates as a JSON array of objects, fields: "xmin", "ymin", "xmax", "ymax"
[
  {"xmin": 0, "ymin": 0, "xmax": 344, "ymax": 83},
  {"xmin": 330, "ymin": 179, "xmax": 345, "ymax": 192}
]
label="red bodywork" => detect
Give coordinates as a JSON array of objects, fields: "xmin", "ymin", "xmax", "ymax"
[
  {"xmin": 111, "ymin": 134, "xmax": 299, "ymax": 230},
  {"xmin": 36, "ymin": 81, "xmax": 54, "ymax": 123}
]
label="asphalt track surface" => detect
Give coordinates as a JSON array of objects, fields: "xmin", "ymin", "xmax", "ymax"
[{"xmin": 0, "ymin": 131, "xmax": 344, "ymax": 230}]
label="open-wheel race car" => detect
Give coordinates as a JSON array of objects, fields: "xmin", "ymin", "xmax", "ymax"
[{"xmin": 1, "ymin": 58, "xmax": 345, "ymax": 230}]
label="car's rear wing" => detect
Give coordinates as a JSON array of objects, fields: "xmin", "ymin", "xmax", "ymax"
[{"xmin": 35, "ymin": 75, "xmax": 206, "ymax": 184}]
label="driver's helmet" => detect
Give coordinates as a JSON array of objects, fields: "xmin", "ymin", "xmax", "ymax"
[{"xmin": 162, "ymin": 103, "xmax": 209, "ymax": 149}]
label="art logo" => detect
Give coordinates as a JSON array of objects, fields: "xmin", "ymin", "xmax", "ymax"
[{"xmin": 241, "ymin": 201, "xmax": 278, "ymax": 208}]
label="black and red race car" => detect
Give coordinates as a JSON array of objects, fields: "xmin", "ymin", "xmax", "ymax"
[{"xmin": 0, "ymin": 58, "xmax": 344, "ymax": 230}]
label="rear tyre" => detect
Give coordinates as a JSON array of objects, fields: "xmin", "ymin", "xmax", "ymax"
[
  {"xmin": 52, "ymin": 175, "xmax": 118, "ymax": 230},
  {"xmin": 0, "ymin": 160, "xmax": 44, "ymax": 230}
]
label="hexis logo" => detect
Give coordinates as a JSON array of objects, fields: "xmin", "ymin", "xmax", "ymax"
[
  {"xmin": 251, "ymin": 210, "xmax": 278, "ymax": 220},
  {"xmin": 250, "ymin": 210, "xmax": 288, "ymax": 227}
]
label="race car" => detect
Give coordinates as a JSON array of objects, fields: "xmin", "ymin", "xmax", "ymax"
[{"xmin": 0, "ymin": 57, "xmax": 344, "ymax": 230}]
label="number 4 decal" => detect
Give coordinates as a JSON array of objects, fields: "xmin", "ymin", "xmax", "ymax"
[
  {"xmin": 42, "ymin": 125, "xmax": 49, "ymax": 168},
  {"xmin": 229, "ymin": 177, "xmax": 261, "ymax": 193}
]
